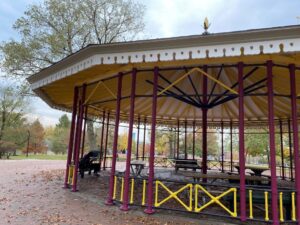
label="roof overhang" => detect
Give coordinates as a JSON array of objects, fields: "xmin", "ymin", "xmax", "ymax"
[{"xmin": 28, "ymin": 25, "xmax": 300, "ymax": 125}]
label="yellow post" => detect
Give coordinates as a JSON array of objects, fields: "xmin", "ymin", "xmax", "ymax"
[
  {"xmin": 292, "ymin": 192, "xmax": 296, "ymax": 221},
  {"xmin": 113, "ymin": 176, "xmax": 117, "ymax": 200},
  {"xmin": 194, "ymin": 184, "xmax": 198, "ymax": 210},
  {"xmin": 72, "ymin": 165, "xmax": 76, "ymax": 186},
  {"xmin": 233, "ymin": 188, "xmax": 237, "ymax": 217},
  {"xmin": 120, "ymin": 177, "xmax": 124, "ymax": 202},
  {"xmin": 142, "ymin": 179, "xmax": 146, "ymax": 206},
  {"xmin": 68, "ymin": 164, "xmax": 73, "ymax": 185},
  {"xmin": 279, "ymin": 192, "xmax": 284, "ymax": 222},
  {"xmin": 154, "ymin": 180, "xmax": 159, "ymax": 207},
  {"xmin": 189, "ymin": 183, "xmax": 193, "ymax": 209},
  {"xmin": 249, "ymin": 190, "xmax": 253, "ymax": 219},
  {"xmin": 264, "ymin": 191, "xmax": 269, "ymax": 221},
  {"xmin": 130, "ymin": 178, "xmax": 134, "ymax": 204}
]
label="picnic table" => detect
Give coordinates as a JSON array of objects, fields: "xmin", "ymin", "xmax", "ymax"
[
  {"xmin": 235, "ymin": 165, "xmax": 269, "ymax": 176},
  {"xmin": 154, "ymin": 157, "xmax": 174, "ymax": 168},
  {"xmin": 174, "ymin": 159, "xmax": 201, "ymax": 172},
  {"xmin": 180, "ymin": 171, "xmax": 270, "ymax": 185},
  {"xmin": 207, "ymin": 160, "xmax": 220, "ymax": 170},
  {"xmin": 130, "ymin": 160, "xmax": 145, "ymax": 177}
]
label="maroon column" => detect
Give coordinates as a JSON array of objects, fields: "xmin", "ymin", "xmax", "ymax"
[
  {"xmin": 106, "ymin": 72, "xmax": 123, "ymax": 205},
  {"xmin": 136, "ymin": 117, "xmax": 140, "ymax": 160},
  {"xmin": 177, "ymin": 120, "xmax": 179, "ymax": 159},
  {"xmin": 266, "ymin": 60, "xmax": 279, "ymax": 225},
  {"xmin": 279, "ymin": 120, "xmax": 285, "ymax": 180},
  {"xmin": 80, "ymin": 106, "xmax": 88, "ymax": 159},
  {"xmin": 184, "ymin": 120, "xmax": 187, "ymax": 159},
  {"xmin": 288, "ymin": 119, "xmax": 294, "ymax": 180},
  {"xmin": 99, "ymin": 111, "xmax": 106, "ymax": 171},
  {"xmin": 238, "ymin": 62, "xmax": 246, "ymax": 221},
  {"xmin": 120, "ymin": 68, "xmax": 137, "ymax": 211},
  {"xmin": 72, "ymin": 101, "xmax": 81, "ymax": 162},
  {"xmin": 72, "ymin": 102, "xmax": 80, "ymax": 162},
  {"xmin": 144, "ymin": 66, "xmax": 158, "ymax": 214},
  {"xmin": 177, "ymin": 120, "xmax": 180, "ymax": 158},
  {"xmin": 72, "ymin": 84, "xmax": 86, "ymax": 192},
  {"xmin": 142, "ymin": 118, "xmax": 146, "ymax": 160},
  {"xmin": 64, "ymin": 86, "xmax": 78, "ymax": 188},
  {"xmin": 221, "ymin": 121, "xmax": 224, "ymax": 173},
  {"xmin": 192, "ymin": 121, "xmax": 195, "ymax": 160},
  {"xmin": 103, "ymin": 112, "xmax": 110, "ymax": 170},
  {"xmin": 230, "ymin": 121, "xmax": 233, "ymax": 172},
  {"xmin": 202, "ymin": 65, "xmax": 208, "ymax": 175},
  {"xmin": 289, "ymin": 63, "xmax": 300, "ymax": 224},
  {"xmin": 173, "ymin": 127, "xmax": 176, "ymax": 159}
]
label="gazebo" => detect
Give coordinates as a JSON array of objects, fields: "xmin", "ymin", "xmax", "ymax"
[{"xmin": 28, "ymin": 25, "xmax": 300, "ymax": 225}]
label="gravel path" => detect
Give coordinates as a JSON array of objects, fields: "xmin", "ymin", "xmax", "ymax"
[{"xmin": 0, "ymin": 160, "xmax": 235, "ymax": 225}]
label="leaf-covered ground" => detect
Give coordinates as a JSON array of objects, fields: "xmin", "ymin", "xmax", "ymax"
[{"xmin": 0, "ymin": 160, "xmax": 238, "ymax": 225}]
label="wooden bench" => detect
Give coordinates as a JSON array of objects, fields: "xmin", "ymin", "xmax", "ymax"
[
  {"xmin": 174, "ymin": 159, "xmax": 201, "ymax": 172},
  {"xmin": 180, "ymin": 171, "xmax": 270, "ymax": 185}
]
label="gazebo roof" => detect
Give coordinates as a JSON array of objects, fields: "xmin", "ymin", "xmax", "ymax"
[{"xmin": 28, "ymin": 25, "xmax": 300, "ymax": 125}]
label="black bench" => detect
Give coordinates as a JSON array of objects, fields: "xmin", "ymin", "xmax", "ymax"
[{"xmin": 174, "ymin": 159, "xmax": 201, "ymax": 172}]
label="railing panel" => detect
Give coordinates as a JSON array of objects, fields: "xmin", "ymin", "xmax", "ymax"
[{"xmin": 112, "ymin": 175, "xmax": 297, "ymax": 223}]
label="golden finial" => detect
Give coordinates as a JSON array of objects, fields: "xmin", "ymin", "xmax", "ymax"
[{"xmin": 203, "ymin": 17, "xmax": 211, "ymax": 35}]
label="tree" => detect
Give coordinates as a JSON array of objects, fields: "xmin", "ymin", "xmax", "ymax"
[
  {"xmin": 0, "ymin": 85, "xmax": 29, "ymax": 155},
  {"xmin": 57, "ymin": 114, "xmax": 70, "ymax": 129},
  {"xmin": 0, "ymin": 0, "xmax": 145, "ymax": 148},
  {"xmin": 154, "ymin": 128, "xmax": 177, "ymax": 157},
  {"xmin": 117, "ymin": 130, "xmax": 136, "ymax": 154},
  {"xmin": 49, "ymin": 128, "xmax": 69, "ymax": 154},
  {"xmin": 245, "ymin": 129, "xmax": 269, "ymax": 158},
  {"xmin": 186, "ymin": 128, "xmax": 218, "ymax": 158},
  {"xmin": 0, "ymin": 141, "xmax": 17, "ymax": 159},
  {"xmin": 25, "ymin": 119, "xmax": 47, "ymax": 154},
  {"xmin": 118, "ymin": 132, "xmax": 128, "ymax": 151},
  {"xmin": 48, "ymin": 114, "xmax": 70, "ymax": 154}
]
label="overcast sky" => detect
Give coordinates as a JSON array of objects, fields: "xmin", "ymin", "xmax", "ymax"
[{"xmin": 1, "ymin": 0, "xmax": 300, "ymax": 126}]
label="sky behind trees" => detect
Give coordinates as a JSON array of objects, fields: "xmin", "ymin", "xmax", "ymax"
[{"xmin": 0, "ymin": 0, "xmax": 300, "ymax": 126}]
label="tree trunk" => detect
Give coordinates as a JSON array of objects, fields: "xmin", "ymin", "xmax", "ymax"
[{"xmin": 87, "ymin": 121, "xmax": 97, "ymax": 150}]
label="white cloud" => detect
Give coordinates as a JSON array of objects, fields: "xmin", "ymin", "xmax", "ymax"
[
  {"xmin": 141, "ymin": 0, "xmax": 300, "ymax": 38},
  {"xmin": 29, "ymin": 98, "xmax": 69, "ymax": 127}
]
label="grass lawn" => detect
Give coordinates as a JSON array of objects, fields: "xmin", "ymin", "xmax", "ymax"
[{"xmin": 9, "ymin": 154, "xmax": 67, "ymax": 160}]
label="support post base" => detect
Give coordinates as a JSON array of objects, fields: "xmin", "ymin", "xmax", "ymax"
[
  {"xmin": 105, "ymin": 199, "xmax": 114, "ymax": 206},
  {"xmin": 120, "ymin": 205, "xmax": 130, "ymax": 211},
  {"xmin": 144, "ymin": 208, "xmax": 155, "ymax": 214},
  {"xmin": 63, "ymin": 184, "xmax": 70, "ymax": 189}
]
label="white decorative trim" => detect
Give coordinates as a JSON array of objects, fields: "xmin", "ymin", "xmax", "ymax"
[{"xmin": 30, "ymin": 38, "xmax": 300, "ymax": 90}]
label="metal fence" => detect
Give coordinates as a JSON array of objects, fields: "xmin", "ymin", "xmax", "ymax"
[{"xmin": 112, "ymin": 174, "xmax": 297, "ymax": 223}]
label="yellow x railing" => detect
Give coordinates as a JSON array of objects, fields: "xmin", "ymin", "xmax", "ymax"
[
  {"xmin": 194, "ymin": 184, "xmax": 237, "ymax": 217},
  {"xmin": 154, "ymin": 181, "xmax": 193, "ymax": 211},
  {"xmin": 111, "ymin": 176, "xmax": 297, "ymax": 223}
]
